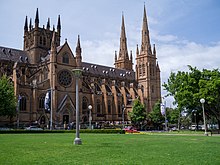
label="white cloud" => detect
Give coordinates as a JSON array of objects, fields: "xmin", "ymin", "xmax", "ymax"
[
  {"xmin": 82, "ymin": 39, "xmax": 118, "ymax": 67},
  {"xmin": 79, "ymin": 27, "xmax": 220, "ymax": 107}
]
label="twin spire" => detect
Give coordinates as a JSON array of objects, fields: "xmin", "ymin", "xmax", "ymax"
[
  {"xmin": 119, "ymin": 13, "xmax": 129, "ymax": 60},
  {"xmin": 141, "ymin": 5, "xmax": 151, "ymax": 54},
  {"xmin": 115, "ymin": 5, "xmax": 155, "ymax": 70},
  {"xmin": 114, "ymin": 13, "xmax": 133, "ymax": 71}
]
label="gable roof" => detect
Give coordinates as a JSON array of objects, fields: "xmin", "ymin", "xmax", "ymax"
[
  {"xmin": 0, "ymin": 46, "xmax": 28, "ymax": 62},
  {"xmin": 82, "ymin": 62, "xmax": 135, "ymax": 81}
]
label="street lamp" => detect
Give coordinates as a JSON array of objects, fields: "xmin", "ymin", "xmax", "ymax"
[
  {"xmin": 200, "ymin": 98, "xmax": 208, "ymax": 136},
  {"xmin": 88, "ymin": 105, "xmax": 92, "ymax": 130},
  {"xmin": 192, "ymin": 110, "xmax": 197, "ymax": 130},
  {"xmin": 72, "ymin": 68, "xmax": 83, "ymax": 145},
  {"xmin": 122, "ymin": 104, "xmax": 126, "ymax": 129},
  {"xmin": 160, "ymin": 99, "xmax": 168, "ymax": 131}
]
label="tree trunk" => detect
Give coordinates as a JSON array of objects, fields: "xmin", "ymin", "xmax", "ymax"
[{"xmin": 218, "ymin": 119, "xmax": 220, "ymax": 134}]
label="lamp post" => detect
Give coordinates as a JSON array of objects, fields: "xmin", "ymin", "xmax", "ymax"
[
  {"xmin": 192, "ymin": 110, "xmax": 197, "ymax": 130},
  {"xmin": 72, "ymin": 68, "xmax": 83, "ymax": 145},
  {"xmin": 88, "ymin": 105, "xmax": 92, "ymax": 130},
  {"xmin": 160, "ymin": 99, "xmax": 168, "ymax": 131},
  {"xmin": 200, "ymin": 98, "xmax": 208, "ymax": 136}
]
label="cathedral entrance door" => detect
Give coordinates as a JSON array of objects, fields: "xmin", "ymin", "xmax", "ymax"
[{"xmin": 63, "ymin": 115, "xmax": 69, "ymax": 129}]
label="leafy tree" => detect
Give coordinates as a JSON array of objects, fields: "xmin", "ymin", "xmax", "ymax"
[
  {"xmin": 148, "ymin": 102, "xmax": 164, "ymax": 128},
  {"xmin": 148, "ymin": 102, "xmax": 179, "ymax": 129},
  {"xmin": 0, "ymin": 75, "xmax": 17, "ymax": 119},
  {"xmin": 166, "ymin": 107, "xmax": 179, "ymax": 125},
  {"xmin": 128, "ymin": 99, "xmax": 146, "ymax": 128},
  {"xmin": 198, "ymin": 69, "xmax": 220, "ymax": 128},
  {"xmin": 163, "ymin": 66, "xmax": 220, "ymax": 130}
]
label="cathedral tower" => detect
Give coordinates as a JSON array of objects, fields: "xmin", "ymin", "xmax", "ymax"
[
  {"xmin": 136, "ymin": 5, "xmax": 161, "ymax": 112},
  {"xmin": 114, "ymin": 14, "xmax": 133, "ymax": 71},
  {"xmin": 23, "ymin": 8, "xmax": 61, "ymax": 64}
]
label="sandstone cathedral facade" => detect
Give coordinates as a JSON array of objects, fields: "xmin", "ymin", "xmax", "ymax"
[{"xmin": 0, "ymin": 6, "xmax": 161, "ymax": 128}]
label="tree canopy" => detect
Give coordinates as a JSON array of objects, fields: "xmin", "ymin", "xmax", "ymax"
[
  {"xmin": 0, "ymin": 75, "xmax": 17, "ymax": 119},
  {"xmin": 129, "ymin": 99, "xmax": 146, "ymax": 128},
  {"xmin": 163, "ymin": 65, "xmax": 220, "ymax": 128},
  {"xmin": 148, "ymin": 101, "xmax": 180, "ymax": 129}
]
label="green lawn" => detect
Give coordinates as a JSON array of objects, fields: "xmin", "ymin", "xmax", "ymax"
[{"xmin": 0, "ymin": 133, "xmax": 219, "ymax": 165}]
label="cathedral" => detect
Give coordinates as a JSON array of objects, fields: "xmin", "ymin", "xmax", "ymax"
[{"xmin": 0, "ymin": 6, "xmax": 161, "ymax": 128}]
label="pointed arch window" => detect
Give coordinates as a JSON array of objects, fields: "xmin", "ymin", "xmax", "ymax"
[
  {"xmin": 118, "ymin": 101, "xmax": 121, "ymax": 114},
  {"xmin": 82, "ymin": 96, "xmax": 88, "ymax": 110},
  {"xmin": 40, "ymin": 36, "xmax": 43, "ymax": 45},
  {"xmin": 19, "ymin": 95, "xmax": 27, "ymax": 111},
  {"xmin": 96, "ymin": 99, "xmax": 101, "ymax": 114},
  {"xmin": 39, "ymin": 95, "xmax": 45, "ymax": 109},
  {"xmin": 142, "ymin": 64, "xmax": 145, "ymax": 76},
  {"xmin": 62, "ymin": 53, "xmax": 69, "ymax": 64},
  {"xmin": 139, "ymin": 64, "xmax": 142, "ymax": 77},
  {"xmin": 43, "ymin": 37, "xmax": 46, "ymax": 45},
  {"xmin": 108, "ymin": 100, "xmax": 111, "ymax": 114}
]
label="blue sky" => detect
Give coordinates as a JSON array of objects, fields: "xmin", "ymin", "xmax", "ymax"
[{"xmin": 1, "ymin": 0, "xmax": 220, "ymax": 107}]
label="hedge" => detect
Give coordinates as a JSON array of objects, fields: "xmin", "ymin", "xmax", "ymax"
[{"xmin": 0, "ymin": 129, "xmax": 125, "ymax": 134}]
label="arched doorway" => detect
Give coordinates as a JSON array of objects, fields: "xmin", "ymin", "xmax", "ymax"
[{"xmin": 63, "ymin": 114, "xmax": 69, "ymax": 124}]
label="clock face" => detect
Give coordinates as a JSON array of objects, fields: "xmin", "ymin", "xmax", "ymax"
[{"xmin": 58, "ymin": 70, "xmax": 72, "ymax": 87}]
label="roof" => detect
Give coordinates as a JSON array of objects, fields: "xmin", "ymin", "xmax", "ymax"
[
  {"xmin": 82, "ymin": 62, "xmax": 135, "ymax": 81},
  {"xmin": 0, "ymin": 46, "xmax": 28, "ymax": 62}
]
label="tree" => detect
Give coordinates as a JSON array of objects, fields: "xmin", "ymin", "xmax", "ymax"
[
  {"xmin": 148, "ymin": 102, "xmax": 164, "ymax": 129},
  {"xmin": 148, "ymin": 102, "xmax": 179, "ymax": 130},
  {"xmin": 166, "ymin": 107, "xmax": 179, "ymax": 125},
  {"xmin": 163, "ymin": 66, "xmax": 220, "ymax": 130},
  {"xmin": 128, "ymin": 99, "xmax": 146, "ymax": 128},
  {"xmin": 198, "ymin": 69, "xmax": 220, "ymax": 129},
  {"xmin": 0, "ymin": 75, "xmax": 17, "ymax": 119}
]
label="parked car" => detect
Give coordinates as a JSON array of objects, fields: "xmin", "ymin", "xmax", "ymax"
[
  {"xmin": 25, "ymin": 126, "xmax": 43, "ymax": 131},
  {"xmin": 0, "ymin": 127, "xmax": 13, "ymax": 131},
  {"xmin": 123, "ymin": 126, "xmax": 139, "ymax": 133}
]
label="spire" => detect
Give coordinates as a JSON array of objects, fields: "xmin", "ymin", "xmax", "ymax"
[
  {"xmin": 47, "ymin": 18, "xmax": 50, "ymax": 30},
  {"xmin": 156, "ymin": 61, "xmax": 160, "ymax": 72},
  {"xmin": 136, "ymin": 44, "xmax": 139, "ymax": 56},
  {"xmin": 130, "ymin": 50, "xmax": 133, "ymax": 62},
  {"xmin": 24, "ymin": 16, "xmax": 28, "ymax": 31},
  {"xmin": 115, "ymin": 51, "xmax": 117, "ymax": 61},
  {"xmin": 76, "ymin": 35, "xmax": 82, "ymax": 55},
  {"xmin": 76, "ymin": 35, "xmax": 82, "ymax": 66},
  {"xmin": 153, "ymin": 44, "xmax": 156, "ymax": 56},
  {"xmin": 57, "ymin": 15, "xmax": 61, "ymax": 31},
  {"xmin": 29, "ymin": 18, "xmax": 32, "ymax": 31},
  {"xmin": 141, "ymin": 5, "xmax": 151, "ymax": 53},
  {"xmin": 77, "ymin": 35, "xmax": 81, "ymax": 48},
  {"xmin": 119, "ymin": 13, "xmax": 129, "ymax": 59},
  {"xmin": 35, "ymin": 8, "xmax": 39, "ymax": 27}
]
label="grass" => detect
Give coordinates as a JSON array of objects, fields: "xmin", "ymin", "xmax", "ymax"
[{"xmin": 0, "ymin": 133, "xmax": 219, "ymax": 165}]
